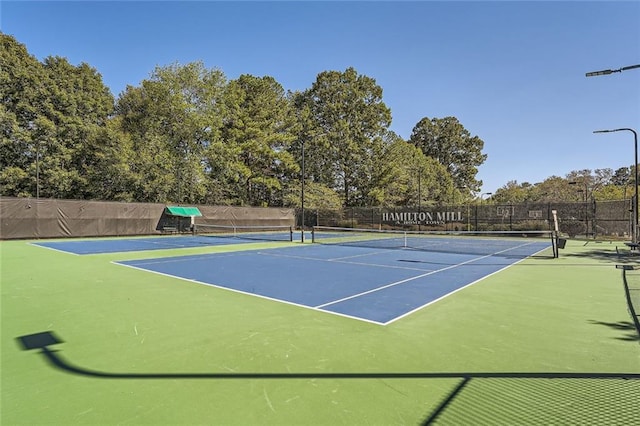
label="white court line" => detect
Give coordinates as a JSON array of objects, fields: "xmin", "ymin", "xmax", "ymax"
[
  {"xmin": 257, "ymin": 251, "xmax": 433, "ymax": 272},
  {"xmin": 117, "ymin": 251, "xmax": 248, "ymax": 266},
  {"xmin": 327, "ymin": 249, "xmax": 401, "ymax": 261},
  {"xmin": 315, "ymin": 241, "xmax": 539, "ymax": 309},
  {"xmin": 28, "ymin": 242, "xmax": 82, "ymax": 256},
  {"xmin": 130, "ymin": 237, "xmax": 216, "ymax": 249},
  {"xmin": 114, "ymin": 260, "xmax": 386, "ymax": 326},
  {"xmin": 112, "ymin": 240, "xmax": 549, "ymax": 326},
  {"xmin": 384, "ymin": 244, "xmax": 550, "ymax": 325},
  {"xmin": 30, "ymin": 236, "xmax": 196, "ymax": 255}
]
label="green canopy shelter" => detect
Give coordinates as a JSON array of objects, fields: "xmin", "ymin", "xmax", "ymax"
[
  {"xmin": 165, "ymin": 206, "xmax": 202, "ymax": 217},
  {"xmin": 160, "ymin": 206, "xmax": 203, "ymax": 233}
]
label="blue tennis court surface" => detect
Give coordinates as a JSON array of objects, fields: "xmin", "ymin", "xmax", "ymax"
[
  {"xmin": 116, "ymin": 240, "xmax": 551, "ymax": 324},
  {"xmin": 32, "ymin": 234, "xmax": 291, "ymax": 255}
]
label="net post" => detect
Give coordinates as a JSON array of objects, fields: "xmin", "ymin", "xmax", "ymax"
[
  {"xmin": 551, "ymin": 209, "xmax": 559, "ymax": 258},
  {"xmin": 311, "ymin": 226, "xmax": 315, "ymax": 243}
]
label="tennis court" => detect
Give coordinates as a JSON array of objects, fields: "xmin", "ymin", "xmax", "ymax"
[
  {"xmin": 32, "ymin": 224, "xmax": 295, "ymax": 255},
  {"xmin": 116, "ymin": 235, "xmax": 552, "ymax": 324},
  {"xmin": 3, "ymin": 234, "xmax": 639, "ymax": 425}
]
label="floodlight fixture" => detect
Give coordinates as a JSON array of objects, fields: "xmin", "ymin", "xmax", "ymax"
[{"xmin": 586, "ymin": 64, "xmax": 640, "ymax": 77}]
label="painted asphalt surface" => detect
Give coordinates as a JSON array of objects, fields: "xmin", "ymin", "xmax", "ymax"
[
  {"xmin": 116, "ymin": 241, "xmax": 551, "ymax": 324},
  {"xmin": 32, "ymin": 234, "xmax": 292, "ymax": 254}
]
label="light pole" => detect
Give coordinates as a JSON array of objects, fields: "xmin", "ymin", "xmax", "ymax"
[
  {"xmin": 416, "ymin": 165, "xmax": 423, "ymax": 231},
  {"xmin": 585, "ymin": 64, "xmax": 640, "ymax": 77},
  {"xmin": 301, "ymin": 139, "xmax": 306, "ymax": 242},
  {"xmin": 594, "ymin": 128, "xmax": 638, "ymax": 243},
  {"xmin": 35, "ymin": 140, "xmax": 40, "ymax": 199}
]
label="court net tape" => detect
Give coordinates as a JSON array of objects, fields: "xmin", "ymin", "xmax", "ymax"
[
  {"xmin": 311, "ymin": 226, "xmax": 559, "ymax": 258},
  {"xmin": 193, "ymin": 223, "xmax": 293, "ymax": 242}
]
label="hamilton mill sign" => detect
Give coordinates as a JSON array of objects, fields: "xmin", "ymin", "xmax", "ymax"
[{"xmin": 382, "ymin": 210, "xmax": 464, "ymax": 226}]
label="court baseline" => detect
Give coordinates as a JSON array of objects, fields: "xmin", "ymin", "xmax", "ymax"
[{"xmin": 31, "ymin": 235, "xmax": 275, "ymax": 255}]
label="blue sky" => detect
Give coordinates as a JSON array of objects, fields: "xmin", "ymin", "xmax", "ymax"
[{"xmin": 2, "ymin": 1, "xmax": 639, "ymax": 194}]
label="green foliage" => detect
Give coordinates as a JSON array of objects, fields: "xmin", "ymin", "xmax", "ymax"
[
  {"xmin": 3, "ymin": 33, "xmax": 488, "ymax": 208},
  {"xmin": 0, "ymin": 34, "xmax": 50, "ymax": 195},
  {"xmin": 369, "ymin": 138, "xmax": 457, "ymax": 207},
  {"xmin": 593, "ymin": 185, "xmax": 627, "ymax": 201},
  {"xmin": 32, "ymin": 33, "xmax": 640, "ymax": 210},
  {"xmin": 492, "ymin": 169, "xmax": 638, "ymax": 204},
  {"xmin": 0, "ymin": 166, "xmax": 30, "ymax": 196},
  {"xmin": 282, "ymin": 181, "xmax": 342, "ymax": 211},
  {"xmin": 116, "ymin": 62, "xmax": 227, "ymax": 203},
  {"xmin": 222, "ymin": 74, "xmax": 299, "ymax": 206},
  {"xmin": 489, "ymin": 180, "xmax": 529, "ymax": 204},
  {"xmin": 1, "ymin": 33, "xmax": 127, "ymax": 200},
  {"xmin": 78, "ymin": 118, "xmax": 136, "ymax": 201},
  {"xmin": 409, "ymin": 116, "xmax": 487, "ymax": 193},
  {"xmin": 299, "ymin": 67, "xmax": 392, "ymax": 206},
  {"xmin": 611, "ymin": 166, "xmax": 632, "ymax": 186}
]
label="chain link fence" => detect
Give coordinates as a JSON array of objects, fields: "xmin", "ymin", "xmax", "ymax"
[
  {"xmin": 299, "ymin": 200, "xmax": 633, "ymax": 239},
  {"xmin": 0, "ymin": 197, "xmax": 295, "ymax": 239}
]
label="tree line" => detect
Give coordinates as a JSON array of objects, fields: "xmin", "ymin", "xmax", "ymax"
[
  {"xmin": 1, "ymin": 33, "xmax": 489, "ymax": 209},
  {"xmin": 490, "ymin": 167, "xmax": 638, "ymax": 205},
  {"xmin": 1, "ymin": 33, "xmax": 634, "ymax": 209}
]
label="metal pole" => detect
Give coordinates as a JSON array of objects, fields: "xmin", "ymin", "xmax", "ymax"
[
  {"xmin": 36, "ymin": 141, "xmax": 40, "ymax": 199},
  {"xmin": 301, "ymin": 140, "xmax": 305, "ymax": 243},
  {"xmin": 474, "ymin": 204, "xmax": 478, "ymax": 231},
  {"xmin": 634, "ymin": 130, "xmax": 638, "ymax": 244},
  {"xmin": 417, "ymin": 167, "xmax": 421, "ymax": 232},
  {"xmin": 583, "ymin": 187, "xmax": 588, "ymax": 238},
  {"xmin": 594, "ymin": 128, "xmax": 638, "ymax": 243},
  {"xmin": 592, "ymin": 197, "xmax": 597, "ymax": 239},
  {"xmin": 587, "ymin": 67, "xmax": 639, "ymax": 241}
]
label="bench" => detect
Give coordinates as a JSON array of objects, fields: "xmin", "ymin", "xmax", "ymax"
[
  {"xmin": 162, "ymin": 226, "xmax": 178, "ymax": 234},
  {"xmin": 621, "ymin": 242, "xmax": 640, "ymax": 255}
]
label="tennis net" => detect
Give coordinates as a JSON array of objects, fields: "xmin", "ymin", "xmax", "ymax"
[
  {"xmin": 311, "ymin": 226, "xmax": 558, "ymax": 258},
  {"xmin": 193, "ymin": 223, "xmax": 293, "ymax": 242}
]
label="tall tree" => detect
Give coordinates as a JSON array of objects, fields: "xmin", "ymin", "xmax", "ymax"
[
  {"xmin": 611, "ymin": 167, "xmax": 631, "ymax": 186},
  {"xmin": 369, "ymin": 135, "xmax": 457, "ymax": 207},
  {"xmin": 116, "ymin": 62, "xmax": 227, "ymax": 203},
  {"xmin": 116, "ymin": 84, "xmax": 173, "ymax": 202},
  {"xmin": 298, "ymin": 67, "xmax": 392, "ymax": 206},
  {"xmin": 491, "ymin": 180, "xmax": 532, "ymax": 204},
  {"xmin": 41, "ymin": 56, "xmax": 116, "ymax": 198},
  {"xmin": 409, "ymin": 116, "xmax": 487, "ymax": 193},
  {"xmin": 0, "ymin": 33, "xmax": 118, "ymax": 199},
  {"xmin": 78, "ymin": 117, "xmax": 136, "ymax": 201},
  {"xmin": 222, "ymin": 75, "xmax": 298, "ymax": 206},
  {"xmin": 1, "ymin": 34, "xmax": 43, "ymax": 197}
]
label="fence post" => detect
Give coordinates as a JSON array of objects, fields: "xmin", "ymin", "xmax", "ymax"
[
  {"xmin": 474, "ymin": 205, "xmax": 478, "ymax": 231},
  {"xmin": 592, "ymin": 198, "xmax": 597, "ymax": 238},
  {"xmin": 509, "ymin": 204, "xmax": 513, "ymax": 230}
]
